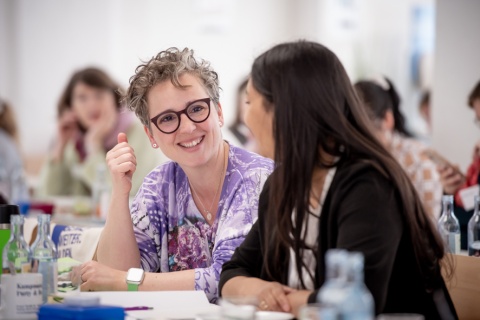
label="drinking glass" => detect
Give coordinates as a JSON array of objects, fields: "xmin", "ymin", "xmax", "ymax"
[
  {"xmin": 298, "ymin": 303, "xmax": 338, "ymax": 320},
  {"xmin": 219, "ymin": 296, "xmax": 258, "ymax": 320}
]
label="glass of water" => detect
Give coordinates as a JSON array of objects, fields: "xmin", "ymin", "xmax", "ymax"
[
  {"xmin": 298, "ymin": 303, "xmax": 338, "ymax": 320},
  {"xmin": 219, "ymin": 296, "xmax": 258, "ymax": 320}
]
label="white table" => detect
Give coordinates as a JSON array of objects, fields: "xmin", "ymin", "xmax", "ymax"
[{"xmin": 80, "ymin": 291, "xmax": 219, "ymax": 320}]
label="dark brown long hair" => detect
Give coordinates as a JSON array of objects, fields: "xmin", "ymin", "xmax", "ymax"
[
  {"xmin": 251, "ymin": 41, "xmax": 446, "ymax": 290},
  {"xmin": 354, "ymin": 77, "xmax": 413, "ymax": 137},
  {"xmin": 57, "ymin": 67, "xmax": 122, "ymax": 119}
]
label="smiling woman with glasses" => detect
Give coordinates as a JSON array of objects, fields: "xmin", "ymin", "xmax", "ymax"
[
  {"xmin": 77, "ymin": 47, "xmax": 273, "ymax": 303},
  {"xmin": 150, "ymin": 97, "xmax": 211, "ymax": 134}
]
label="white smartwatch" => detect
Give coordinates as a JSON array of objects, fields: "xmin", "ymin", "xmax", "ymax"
[{"xmin": 126, "ymin": 268, "xmax": 145, "ymax": 291}]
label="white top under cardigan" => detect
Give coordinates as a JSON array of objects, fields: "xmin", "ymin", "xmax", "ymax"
[{"xmin": 288, "ymin": 167, "xmax": 337, "ymax": 290}]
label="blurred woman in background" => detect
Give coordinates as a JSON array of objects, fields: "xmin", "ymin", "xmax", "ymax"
[
  {"xmin": 438, "ymin": 79, "xmax": 480, "ymax": 249},
  {"xmin": 226, "ymin": 78, "xmax": 257, "ymax": 152},
  {"xmin": 36, "ymin": 67, "xmax": 166, "ymax": 198},
  {"xmin": 0, "ymin": 99, "xmax": 29, "ymax": 204},
  {"xmin": 354, "ymin": 78, "xmax": 442, "ymax": 219}
]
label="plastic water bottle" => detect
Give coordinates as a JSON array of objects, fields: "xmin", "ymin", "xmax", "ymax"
[
  {"xmin": 317, "ymin": 249, "xmax": 348, "ymax": 308},
  {"xmin": 340, "ymin": 252, "xmax": 374, "ymax": 320},
  {"xmin": 9, "ymin": 166, "xmax": 30, "ymax": 214},
  {"xmin": 2, "ymin": 214, "xmax": 31, "ymax": 274},
  {"xmin": 31, "ymin": 214, "xmax": 58, "ymax": 303},
  {"xmin": 468, "ymin": 195, "xmax": 480, "ymax": 257},
  {"xmin": 438, "ymin": 195, "xmax": 460, "ymax": 254}
]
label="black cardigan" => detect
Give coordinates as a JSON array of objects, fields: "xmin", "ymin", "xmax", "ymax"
[{"xmin": 219, "ymin": 160, "xmax": 457, "ymax": 319}]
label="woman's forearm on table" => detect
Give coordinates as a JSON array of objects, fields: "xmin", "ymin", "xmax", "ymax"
[
  {"xmin": 140, "ymin": 269, "xmax": 195, "ymax": 291},
  {"xmin": 221, "ymin": 276, "xmax": 269, "ymax": 297},
  {"xmin": 96, "ymin": 193, "xmax": 141, "ymax": 270}
]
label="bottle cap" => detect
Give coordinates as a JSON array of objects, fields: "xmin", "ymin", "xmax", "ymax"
[{"xmin": 0, "ymin": 204, "xmax": 20, "ymax": 224}]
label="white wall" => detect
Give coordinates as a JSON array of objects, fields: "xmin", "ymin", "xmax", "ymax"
[
  {"xmin": 316, "ymin": 0, "xmax": 435, "ymax": 138},
  {"xmin": 3, "ymin": 0, "xmax": 472, "ymax": 173},
  {"xmin": 1, "ymin": 0, "xmax": 306, "ymax": 156},
  {"xmin": 432, "ymin": 0, "xmax": 480, "ymax": 170}
]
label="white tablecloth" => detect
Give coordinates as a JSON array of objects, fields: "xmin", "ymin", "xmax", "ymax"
[{"xmin": 79, "ymin": 291, "xmax": 219, "ymax": 320}]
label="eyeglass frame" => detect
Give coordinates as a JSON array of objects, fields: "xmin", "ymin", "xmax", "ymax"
[{"xmin": 149, "ymin": 97, "xmax": 212, "ymax": 134}]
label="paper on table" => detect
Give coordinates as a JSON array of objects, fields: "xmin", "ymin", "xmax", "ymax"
[
  {"xmin": 459, "ymin": 184, "xmax": 480, "ymax": 211},
  {"xmin": 79, "ymin": 291, "xmax": 219, "ymax": 320}
]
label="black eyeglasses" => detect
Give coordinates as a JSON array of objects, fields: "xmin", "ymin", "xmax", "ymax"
[{"xmin": 150, "ymin": 98, "xmax": 211, "ymax": 134}]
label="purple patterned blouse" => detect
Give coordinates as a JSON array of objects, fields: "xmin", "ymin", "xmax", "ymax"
[{"xmin": 130, "ymin": 144, "xmax": 274, "ymax": 302}]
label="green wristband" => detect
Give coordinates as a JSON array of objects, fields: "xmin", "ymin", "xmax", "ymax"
[{"xmin": 127, "ymin": 282, "xmax": 139, "ymax": 291}]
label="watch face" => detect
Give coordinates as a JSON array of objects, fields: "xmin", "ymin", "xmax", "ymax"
[{"xmin": 127, "ymin": 268, "xmax": 144, "ymax": 282}]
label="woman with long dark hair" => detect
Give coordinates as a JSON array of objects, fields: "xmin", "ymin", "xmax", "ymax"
[
  {"xmin": 219, "ymin": 41, "xmax": 456, "ymax": 319},
  {"xmin": 354, "ymin": 78, "xmax": 443, "ymax": 219}
]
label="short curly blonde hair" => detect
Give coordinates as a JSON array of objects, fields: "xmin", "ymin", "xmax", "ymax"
[{"xmin": 124, "ymin": 47, "xmax": 220, "ymax": 128}]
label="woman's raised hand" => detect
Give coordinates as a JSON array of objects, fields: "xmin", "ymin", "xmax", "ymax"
[
  {"xmin": 438, "ymin": 164, "xmax": 465, "ymax": 195},
  {"xmin": 52, "ymin": 110, "xmax": 79, "ymax": 162},
  {"xmin": 85, "ymin": 106, "xmax": 117, "ymax": 154},
  {"xmin": 106, "ymin": 132, "xmax": 137, "ymax": 196}
]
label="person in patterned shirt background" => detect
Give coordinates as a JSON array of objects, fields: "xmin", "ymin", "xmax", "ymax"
[
  {"xmin": 76, "ymin": 47, "xmax": 274, "ymax": 302},
  {"xmin": 354, "ymin": 78, "xmax": 443, "ymax": 219}
]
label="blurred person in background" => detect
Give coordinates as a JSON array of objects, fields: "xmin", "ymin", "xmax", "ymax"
[
  {"xmin": 0, "ymin": 99, "xmax": 29, "ymax": 205},
  {"xmin": 36, "ymin": 67, "xmax": 167, "ymax": 198},
  {"xmin": 75, "ymin": 48, "xmax": 273, "ymax": 302},
  {"xmin": 354, "ymin": 78, "xmax": 442, "ymax": 219},
  {"xmin": 220, "ymin": 41, "xmax": 455, "ymax": 319},
  {"xmin": 438, "ymin": 79, "xmax": 480, "ymax": 249},
  {"xmin": 225, "ymin": 78, "xmax": 257, "ymax": 152}
]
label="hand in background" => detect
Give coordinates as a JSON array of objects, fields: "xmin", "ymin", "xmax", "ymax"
[
  {"xmin": 106, "ymin": 132, "xmax": 137, "ymax": 196},
  {"xmin": 52, "ymin": 110, "xmax": 79, "ymax": 162},
  {"xmin": 438, "ymin": 164, "xmax": 465, "ymax": 195},
  {"xmin": 256, "ymin": 281, "xmax": 296, "ymax": 313},
  {"xmin": 78, "ymin": 260, "xmax": 127, "ymax": 292},
  {"xmin": 85, "ymin": 107, "xmax": 117, "ymax": 154}
]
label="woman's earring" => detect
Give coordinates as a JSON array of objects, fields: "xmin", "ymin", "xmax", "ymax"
[
  {"xmin": 153, "ymin": 143, "xmax": 157, "ymax": 148},
  {"xmin": 219, "ymin": 121, "xmax": 223, "ymax": 127}
]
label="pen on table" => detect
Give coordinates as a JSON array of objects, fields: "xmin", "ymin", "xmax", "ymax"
[{"xmin": 124, "ymin": 306, "xmax": 154, "ymax": 311}]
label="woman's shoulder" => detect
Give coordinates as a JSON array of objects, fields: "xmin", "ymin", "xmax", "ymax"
[
  {"xmin": 228, "ymin": 143, "xmax": 274, "ymax": 172},
  {"xmin": 334, "ymin": 158, "xmax": 393, "ymax": 188},
  {"xmin": 134, "ymin": 161, "xmax": 185, "ymax": 204},
  {"xmin": 143, "ymin": 160, "xmax": 179, "ymax": 182}
]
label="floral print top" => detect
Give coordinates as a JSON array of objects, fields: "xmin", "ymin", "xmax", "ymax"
[{"xmin": 130, "ymin": 144, "xmax": 274, "ymax": 302}]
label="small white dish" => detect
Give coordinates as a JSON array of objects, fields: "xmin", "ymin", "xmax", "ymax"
[{"xmin": 256, "ymin": 311, "xmax": 294, "ymax": 320}]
